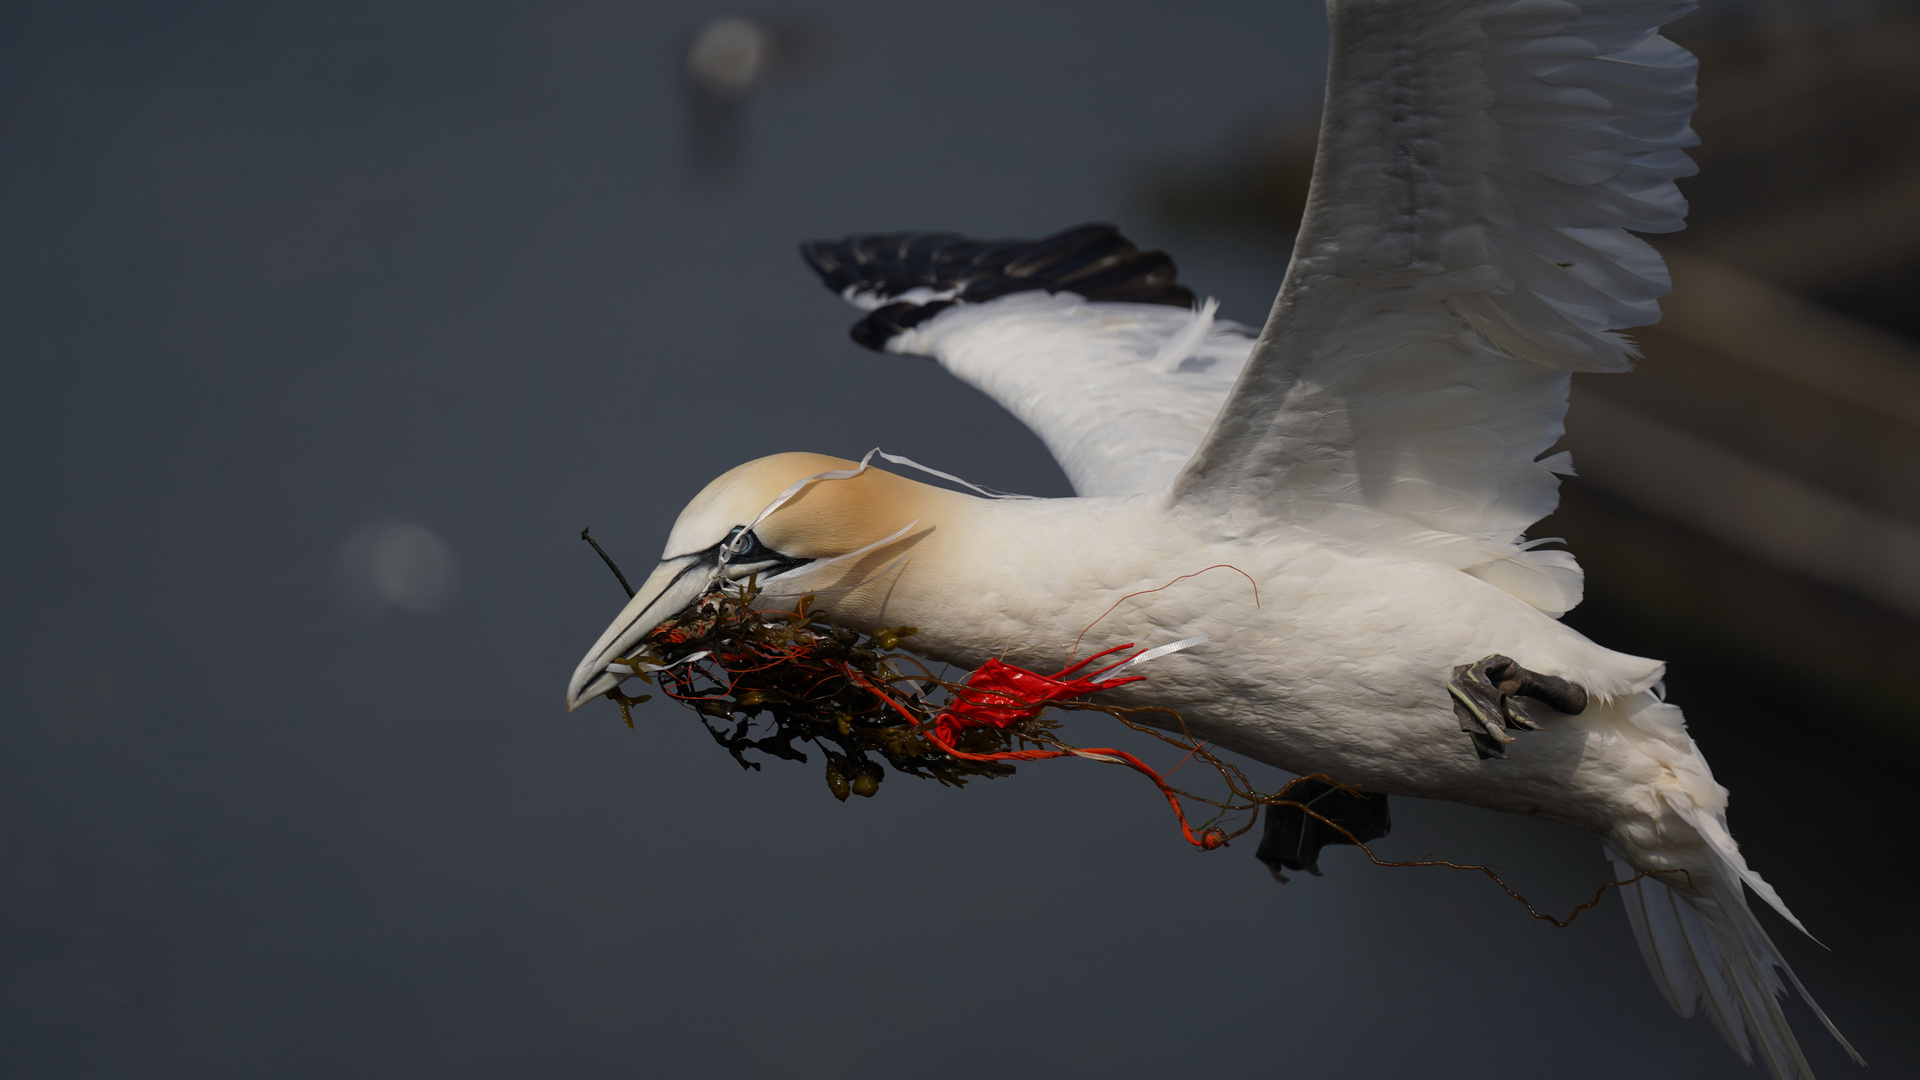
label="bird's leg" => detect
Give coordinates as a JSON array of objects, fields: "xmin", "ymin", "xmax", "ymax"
[{"xmin": 1447, "ymin": 654, "xmax": 1589, "ymax": 760}]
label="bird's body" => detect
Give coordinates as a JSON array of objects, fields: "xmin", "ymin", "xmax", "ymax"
[
  {"xmin": 744, "ymin": 468, "xmax": 1673, "ymax": 842},
  {"xmin": 567, "ymin": 1, "xmax": 1866, "ymax": 1075}
]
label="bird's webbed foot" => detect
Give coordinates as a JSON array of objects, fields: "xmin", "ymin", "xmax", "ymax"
[
  {"xmin": 1447, "ymin": 654, "xmax": 1588, "ymax": 760},
  {"xmin": 1255, "ymin": 778, "xmax": 1390, "ymax": 883}
]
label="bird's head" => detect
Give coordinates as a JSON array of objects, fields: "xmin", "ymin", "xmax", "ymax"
[{"xmin": 565, "ymin": 452, "xmax": 940, "ymax": 711}]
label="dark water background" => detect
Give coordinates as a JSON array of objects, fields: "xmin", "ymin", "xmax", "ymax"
[{"xmin": 3, "ymin": 1, "xmax": 1912, "ymax": 1076}]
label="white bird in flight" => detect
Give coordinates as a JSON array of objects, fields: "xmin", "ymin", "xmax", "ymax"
[{"xmin": 569, "ymin": 1, "xmax": 1863, "ymax": 1075}]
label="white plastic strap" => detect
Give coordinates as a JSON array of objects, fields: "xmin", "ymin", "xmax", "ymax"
[
  {"xmin": 760, "ymin": 518, "xmax": 921, "ymax": 589},
  {"xmin": 1109, "ymin": 634, "xmax": 1208, "ymax": 675},
  {"xmin": 742, "ymin": 450, "xmax": 883, "ymax": 536},
  {"xmin": 723, "ymin": 447, "xmax": 1029, "ymax": 582},
  {"xmin": 618, "ymin": 649, "xmax": 711, "ymax": 674},
  {"xmin": 866, "ymin": 449, "xmax": 1034, "ymax": 501}
]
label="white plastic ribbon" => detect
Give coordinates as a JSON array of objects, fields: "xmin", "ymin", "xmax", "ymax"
[
  {"xmin": 617, "ymin": 648, "xmax": 711, "ymax": 674},
  {"xmin": 750, "ymin": 522, "xmax": 921, "ymax": 601},
  {"xmin": 865, "ymin": 448, "xmax": 1035, "ymax": 501},
  {"xmin": 720, "ymin": 447, "xmax": 1029, "ymax": 579},
  {"xmin": 1108, "ymin": 634, "xmax": 1209, "ymax": 675},
  {"xmin": 741, "ymin": 447, "xmax": 1030, "ymax": 540}
]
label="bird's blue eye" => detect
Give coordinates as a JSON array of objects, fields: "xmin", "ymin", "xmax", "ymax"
[{"xmin": 721, "ymin": 526, "xmax": 764, "ymax": 560}]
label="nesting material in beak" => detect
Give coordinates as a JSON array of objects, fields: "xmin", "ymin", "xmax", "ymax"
[{"xmin": 566, "ymin": 553, "xmax": 713, "ymax": 711}]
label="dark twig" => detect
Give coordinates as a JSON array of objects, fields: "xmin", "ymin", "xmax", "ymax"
[{"xmin": 581, "ymin": 527, "xmax": 636, "ymax": 598}]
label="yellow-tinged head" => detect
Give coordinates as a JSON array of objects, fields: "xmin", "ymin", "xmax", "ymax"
[
  {"xmin": 665, "ymin": 453, "xmax": 934, "ymax": 561},
  {"xmin": 566, "ymin": 453, "xmax": 942, "ymax": 711}
]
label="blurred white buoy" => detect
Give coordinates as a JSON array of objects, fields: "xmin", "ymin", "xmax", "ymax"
[
  {"xmin": 682, "ymin": 15, "xmax": 823, "ymax": 183},
  {"xmin": 686, "ymin": 16, "xmax": 773, "ymax": 97}
]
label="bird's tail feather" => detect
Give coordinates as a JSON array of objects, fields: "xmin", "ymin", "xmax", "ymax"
[{"xmin": 1607, "ymin": 838, "xmax": 1862, "ymax": 1080}]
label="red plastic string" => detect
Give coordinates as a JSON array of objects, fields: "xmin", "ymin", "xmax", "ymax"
[
  {"xmin": 841, "ymin": 648, "xmax": 1229, "ymax": 851},
  {"xmin": 930, "ymin": 643, "xmax": 1142, "ymax": 745}
]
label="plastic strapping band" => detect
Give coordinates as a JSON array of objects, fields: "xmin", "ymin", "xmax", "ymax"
[{"xmin": 1108, "ymin": 634, "xmax": 1208, "ymax": 674}]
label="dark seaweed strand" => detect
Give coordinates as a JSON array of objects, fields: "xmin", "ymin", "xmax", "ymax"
[{"xmin": 799, "ymin": 223, "xmax": 1198, "ymax": 351}]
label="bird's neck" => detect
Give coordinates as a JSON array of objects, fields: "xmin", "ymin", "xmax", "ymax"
[{"xmin": 815, "ymin": 493, "xmax": 1174, "ymax": 673}]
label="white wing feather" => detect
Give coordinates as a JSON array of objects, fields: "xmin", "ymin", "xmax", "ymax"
[
  {"xmin": 1173, "ymin": 0, "xmax": 1698, "ymax": 615},
  {"xmin": 891, "ymin": 294, "xmax": 1256, "ymax": 497}
]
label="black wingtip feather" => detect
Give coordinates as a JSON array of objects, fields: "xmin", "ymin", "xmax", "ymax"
[{"xmin": 800, "ymin": 223, "xmax": 1196, "ymax": 352}]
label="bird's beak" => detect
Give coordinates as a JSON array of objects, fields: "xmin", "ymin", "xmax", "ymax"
[{"xmin": 566, "ymin": 553, "xmax": 712, "ymax": 712}]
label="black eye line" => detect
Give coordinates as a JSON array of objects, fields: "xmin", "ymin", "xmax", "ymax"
[{"xmin": 716, "ymin": 526, "xmax": 808, "ymax": 577}]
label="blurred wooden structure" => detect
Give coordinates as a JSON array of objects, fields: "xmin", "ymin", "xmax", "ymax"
[
  {"xmin": 1677, "ymin": 1, "xmax": 1920, "ymax": 338},
  {"xmin": 1562, "ymin": 254, "xmax": 1920, "ymax": 731}
]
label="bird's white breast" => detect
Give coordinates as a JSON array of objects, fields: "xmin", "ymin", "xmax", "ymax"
[{"xmin": 794, "ymin": 493, "xmax": 1667, "ymax": 833}]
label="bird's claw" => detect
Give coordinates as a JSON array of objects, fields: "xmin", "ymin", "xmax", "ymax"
[{"xmin": 1448, "ymin": 654, "xmax": 1588, "ymax": 760}]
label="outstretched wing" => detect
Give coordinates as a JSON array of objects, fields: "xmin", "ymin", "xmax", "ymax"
[
  {"xmin": 1173, "ymin": 0, "xmax": 1698, "ymax": 614},
  {"xmin": 801, "ymin": 226, "xmax": 1258, "ymax": 497}
]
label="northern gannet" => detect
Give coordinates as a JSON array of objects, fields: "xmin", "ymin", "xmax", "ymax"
[{"xmin": 568, "ymin": 2, "xmax": 1862, "ymax": 1076}]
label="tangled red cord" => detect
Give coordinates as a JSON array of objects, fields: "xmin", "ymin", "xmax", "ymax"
[{"xmin": 843, "ymin": 644, "xmax": 1230, "ymax": 850}]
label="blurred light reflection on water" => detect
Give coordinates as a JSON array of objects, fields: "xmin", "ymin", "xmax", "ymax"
[{"xmin": 333, "ymin": 521, "xmax": 462, "ymax": 618}]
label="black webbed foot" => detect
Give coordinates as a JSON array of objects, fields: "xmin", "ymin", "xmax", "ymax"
[
  {"xmin": 1448, "ymin": 654, "xmax": 1589, "ymax": 760},
  {"xmin": 1256, "ymin": 779, "xmax": 1391, "ymax": 883}
]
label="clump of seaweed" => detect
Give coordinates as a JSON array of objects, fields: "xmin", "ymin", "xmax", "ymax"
[{"xmin": 604, "ymin": 580, "xmax": 1047, "ymax": 800}]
